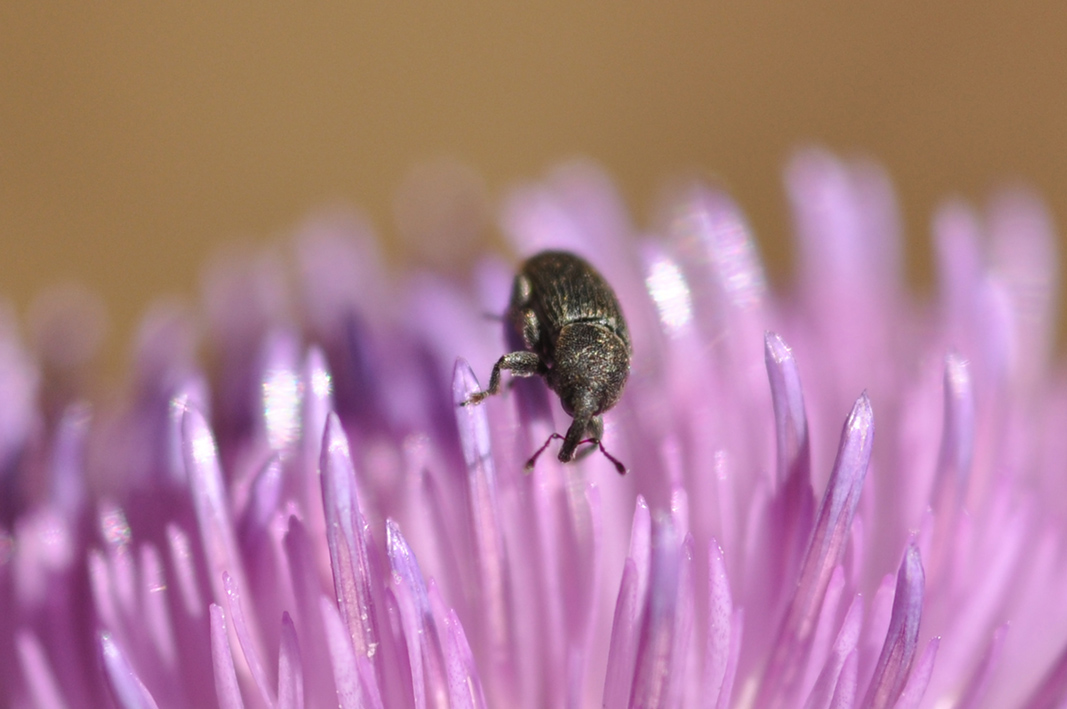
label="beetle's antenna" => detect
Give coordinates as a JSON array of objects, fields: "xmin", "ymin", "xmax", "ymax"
[
  {"xmin": 588, "ymin": 439, "xmax": 627, "ymax": 475},
  {"xmin": 524, "ymin": 433, "xmax": 627, "ymax": 475},
  {"xmin": 524, "ymin": 433, "xmax": 564, "ymax": 471}
]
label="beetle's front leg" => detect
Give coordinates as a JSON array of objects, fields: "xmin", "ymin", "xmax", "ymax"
[{"xmin": 462, "ymin": 351, "xmax": 546, "ymax": 406}]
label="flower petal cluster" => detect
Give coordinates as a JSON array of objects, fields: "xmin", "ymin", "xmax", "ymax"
[{"xmin": 3, "ymin": 150, "xmax": 1067, "ymax": 708}]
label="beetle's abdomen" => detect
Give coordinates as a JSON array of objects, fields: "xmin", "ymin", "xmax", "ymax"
[{"xmin": 519, "ymin": 251, "xmax": 629, "ymax": 348}]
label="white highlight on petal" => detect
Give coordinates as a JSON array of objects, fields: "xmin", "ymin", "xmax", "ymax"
[
  {"xmin": 99, "ymin": 504, "xmax": 132, "ymax": 548},
  {"xmin": 166, "ymin": 523, "xmax": 204, "ymax": 618},
  {"xmin": 646, "ymin": 256, "xmax": 693, "ymax": 333},
  {"xmin": 14, "ymin": 508, "xmax": 74, "ymax": 605},
  {"xmin": 263, "ymin": 365, "xmax": 301, "ymax": 452}
]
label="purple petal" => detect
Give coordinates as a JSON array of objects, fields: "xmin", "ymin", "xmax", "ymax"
[
  {"xmin": 957, "ymin": 624, "xmax": 1008, "ymax": 709},
  {"xmin": 645, "ymin": 249, "xmax": 695, "ymax": 337},
  {"xmin": 928, "ymin": 354, "xmax": 975, "ymax": 586},
  {"xmin": 716, "ymin": 610, "xmax": 744, "ymax": 709},
  {"xmin": 240, "ymin": 455, "xmax": 284, "ymax": 542},
  {"xmin": 857, "ymin": 573, "xmax": 895, "ymax": 694},
  {"xmin": 987, "ymin": 189, "xmax": 1059, "ymax": 385},
  {"xmin": 604, "ymin": 558, "xmax": 642, "ymax": 708},
  {"xmin": 444, "ymin": 608, "xmax": 488, "ymax": 709},
  {"xmin": 765, "ymin": 332, "xmax": 812, "ymax": 493},
  {"xmin": 803, "ymin": 595, "xmax": 863, "ymax": 709},
  {"xmin": 283, "ymin": 516, "xmax": 337, "ymax": 707},
  {"xmin": 758, "ymin": 392, "xmax": 873, "ymax": 705},
  {"xmin": 223, "ymin": 570, "xmax": 274, "ymax": 708},
  {"xmin": 1023, "ymin": 637, "xmax": 1067, "ymax": 709},
  {"xmin": 100, "ymin": 632, "xmax": 161, "ymax": 709},
  {"xmin": 827, "ymin": 650, "xmax": 858, "ymax": 709},
  {"xmin": 702, "ymin": 539, "xmax": 733, "ymax": 707},
  {"xmin": 603, "ymin": 497, "xmax": 653, "ymax": 706},
  {"xmin": 319, "ymin": 412, "xmax": 383, "ymax": 669},
  {"xmin": 630, "ymin": 514, "xmax": 682, "ymax": 708},
  {"xmin": 666, "ymin": 534, "xmax": 696, "ymax": 708},
  {"xmin": 0, "ymin": 307, "xmax": 38, "ymax": 474},
  {"xmin": 321, "ymin": 595, "xmax": 384, "ymax": 709},
  {"xmin": 15, "ymin": 631, "xmax": 65, "ymax": 709},
  {"xmin": 669, "ymin": 185, "xmax": 767, "ymax": 315},
  {"xmin": 800, "ymin": 566, "xmax": 847, "ymax": 699},
  {"xmin": 862, "ymin": 543, "xmax": 925, "ymax": 709},
  {"xmin": 209, "ymin": 605, "xmax": 245, "ymax": 709},
  {"xmin": 278, "ymin": 612, "xmax": 305, "ymax": 709},
  {"xmin": 259, "ymin": 330, "xmax": 302, "ymax": 453},
  {"xmin": 452, "ymin": 358, "xmax": 514, "ymax": 696},
  {"xmin": 182, "ymin": 405, "xmax": 245, "ymax": 606},
  {"xmin": 388, "ymin": 518, "xmax": 448, "ymax": 709},
  {"xmin": 48, "ymin": 403, "xmax": 90, "ymax": 515},
  {"xmin": 138, "ymin": 544, "xmax": 178, "ymax": 673},
  {"xmin": 895, "ymin": 637, "xmax": 940, "ymax": 709},
  {"xmin": 166, "ymin": 523, "xmax": 204, "ymax": 618},
  {"xmin": 298, "ymin": 348, "xmax": 332, "ymax": 523},
  {"xmin": 788, "ymin": 150, "xmax": 901, "ymax": 304},
  {"xmin": 933, "ymin": 201, "xmax": 984, "ymax": 326}
]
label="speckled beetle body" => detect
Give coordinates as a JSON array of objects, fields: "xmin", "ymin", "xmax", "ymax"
[{"xmin": 463, "ymin": 250, "xmax": 631, "ymax": 473}]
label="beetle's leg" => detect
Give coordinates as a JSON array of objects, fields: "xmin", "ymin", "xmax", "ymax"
[
  {"xmin": 462, "ymin": 351, "xmax": 545, "ymax": 406},
  {"xmin": 520, "ymin": 308, "xmax": 541, "ymax": 350}
]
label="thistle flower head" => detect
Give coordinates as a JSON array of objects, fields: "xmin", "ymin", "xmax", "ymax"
[{"xmin": 3, "ymin": 149, "xmax": 1067, "ymax": 708}]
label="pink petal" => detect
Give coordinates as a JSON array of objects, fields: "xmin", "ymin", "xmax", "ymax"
[
  {"xmin": 862, "ymin": 543, "xmax": 925, "ymax": 709},
  {"xmin": 827, "ymin": 650, "xmax": 858, "ymax": 709},
  {"xmin": 452, "ymin": 358, "xmax": 515, "ymax": 697},
  {"xmin": 895, "ymin": 637, "xmax": 940, "ymax": 709},
  {"xmin": 209, "ymin": 605, "xmax": 245, "ymax": 709},
  {"xmin": 278, "ymin": 612, "xmax": 304, "ymax": 709},
  {"xmin": 319, "ymin": 413, "xmax": 384, "ymax": 675},
  {"xmin": 15, "ymin": 630, "xmax": 66, "ymax": 709},
  {"xmin": 702, "ymin": 539, "xmax": 733, "ymax": 708},
  {"xmin": 758, "ymin": 392, "xmax": 874, "ymax": 706},
  {"xmin": 223, "ymin": 570, "xmax": 275, "ymax": 707},
  {"xmin": 388, "ymin": 518, "xmax": 448, "ymax": 709}
]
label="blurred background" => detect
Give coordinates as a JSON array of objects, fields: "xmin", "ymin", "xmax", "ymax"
[{"xmin": 2, "ymin": 4, "xmax": 1066, "ymax": 378}]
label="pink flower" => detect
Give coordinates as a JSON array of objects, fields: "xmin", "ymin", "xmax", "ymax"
[{"xmin": 4, "ymin": 149, "xmax": 1067, "ymax": 708}]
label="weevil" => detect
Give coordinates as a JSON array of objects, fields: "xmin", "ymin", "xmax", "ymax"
[{"xmin": 462, "ymin": 250, "xmax": 631, "ymax": 473}]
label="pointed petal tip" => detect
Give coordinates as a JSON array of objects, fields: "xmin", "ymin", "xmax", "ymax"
[
  {"xmin": 902, "ymin": 542, "xmax": 925, "ymax": 593},
  {"xmin": 181, "ymin": 405, "xmax": 217, "ymax": 469},
  {"xmin": 320, "ymin": 412, "xmax": 354, "ymax": 472},
  {"xmin": 764, "ymin": 330, "xmax": 791, "ymax": 363},
  {"xmin": 451, "ymin": 357, "xmax": 479, "ymax": 405},
  {"xmin": 848, "ymin": 392, "xmax": 874, "ymax": 438},
  {"xmin": 863, "ymin": 543, "xmax": 926, "ymax": 709},
  {"xmin": 385, "ymin": 518, "xmax": 408, "ymax": 562},
  {"xmin": 100, "ymin": 631, "xmax": 162, "ymax": 709}
]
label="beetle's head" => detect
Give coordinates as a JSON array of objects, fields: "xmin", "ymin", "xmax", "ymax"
[{"xmin": 550, "ymin": 323, "xmax": 630, "ymax": 421}]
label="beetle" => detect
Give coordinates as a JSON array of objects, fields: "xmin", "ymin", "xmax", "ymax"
[{"xmin": 462, "ymin": 250, "xmax": 630, "ymax": 473}]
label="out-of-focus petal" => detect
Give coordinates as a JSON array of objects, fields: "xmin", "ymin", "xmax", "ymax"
[{"xmin": 862, "ymin": 544, "xmax": 925, "ymax": 709}]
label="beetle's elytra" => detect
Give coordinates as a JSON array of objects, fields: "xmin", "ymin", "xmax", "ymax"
[{"xmin": 462, "ymin": 250, "xmax": 631, "ymax": 473}]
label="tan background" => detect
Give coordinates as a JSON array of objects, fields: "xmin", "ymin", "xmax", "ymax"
[{"xmin": 2, "ymin": 4, "xmax": 1066, "ymax": 376}]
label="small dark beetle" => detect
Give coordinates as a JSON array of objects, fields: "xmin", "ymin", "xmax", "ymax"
[{"xmin": 463, "ymin": 250, "xmax": 631, "ymax": 473}]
